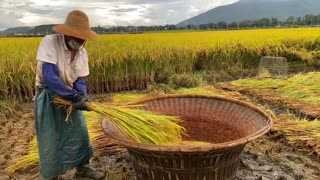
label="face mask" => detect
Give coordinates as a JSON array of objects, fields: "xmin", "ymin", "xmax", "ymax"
[{"xmin": 68, "ymin": 39, "xmax": 84, "ymax": 51}]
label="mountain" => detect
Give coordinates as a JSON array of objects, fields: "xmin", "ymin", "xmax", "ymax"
[
  {"xmin": 177, "ymin": 0, "xmax": 320, "ymax": 27},
  {"xmin": 0, "ymin": 26, "xmax": 32, "ymax": 36},
  {"xmin": 0, "ymin": 24, "xmax": 56, "ymax": 36},
  {"xmin": 26, "ymin": 24, "xmax": 56, "ymax": 34}
]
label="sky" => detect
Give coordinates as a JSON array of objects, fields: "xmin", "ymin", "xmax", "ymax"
[{"xmin": 0, "ymin": 0, "xmax": 239, "ymax": 31}]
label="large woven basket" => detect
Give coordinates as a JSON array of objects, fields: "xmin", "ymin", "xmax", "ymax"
[{"xmin": 102, "ymin": 94, "xmax": 272, "ymax": 180}]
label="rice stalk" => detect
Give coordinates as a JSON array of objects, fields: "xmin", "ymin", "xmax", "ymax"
[
  {"xmin": 54, "ymin": 97, "xmax": 186, "ymax": 145},
  {"xmin": 231, "ymin": 72, "xmax": 320, "ymax": 105},
  {"xmin": 4, "ymin": 29, "xmax": 320, "ymax": 102},
  {"xmin": 6, "ymin": 138, "xmax": 39, "ymax": 174},
  {"xmin": 273, "ymin": 115, "xmax": 320, "ymax": 157},
  {"xmin": 6, "ymin": 112, "xmax": 124, "ymax": 174},
  {"xmin": 112, "ymin": 93, "xmax": 147, "ymax": 103}
]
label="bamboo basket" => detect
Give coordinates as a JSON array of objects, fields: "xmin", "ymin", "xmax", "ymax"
[{"xmin": 102, "ymin": 94, "xmax": 273, "ymax": 180}]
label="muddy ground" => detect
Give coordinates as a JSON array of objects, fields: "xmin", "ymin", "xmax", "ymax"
[{"xmin": 1, "ymin": 90, "xmax": 320, "ymax": 180}]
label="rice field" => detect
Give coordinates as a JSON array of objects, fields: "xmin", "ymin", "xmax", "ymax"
[
  {"xmin": 2, "ymin": 27, "xmax": 320, "ymax": 179},
  {"xmin": 2, "ymin": 27, "xmax": 320, "ymax": 102}
]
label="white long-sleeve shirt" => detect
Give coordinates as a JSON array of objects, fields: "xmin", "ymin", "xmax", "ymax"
[{"xmin": 35, "ymin": 34, "xmax": 89, "ymax": 88}]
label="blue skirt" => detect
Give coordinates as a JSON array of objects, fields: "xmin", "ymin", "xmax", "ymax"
[{"xmin": 34, "ymin": 87, "xmax": 93, "ymax": 179}]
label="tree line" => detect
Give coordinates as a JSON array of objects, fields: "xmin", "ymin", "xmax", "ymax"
[
  {"xmin": 93, "ymin": 13, "xmax": 320, "ymax": 33},
  {"xmin": 195, "ymin": 14, "xmax": 320, "ymax": 30}
]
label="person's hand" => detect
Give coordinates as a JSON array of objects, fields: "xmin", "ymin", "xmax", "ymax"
[{"xmin": 72, "ymin": 94, "xmax": 90, "ymax": 111}]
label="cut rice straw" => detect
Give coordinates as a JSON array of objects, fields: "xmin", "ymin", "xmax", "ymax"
[
  {"xmin": 53, "ymin": 97, "xmax": 186, "ymax": 145},
  {"xmin": 6, "ymin": 112, "xmax": 123, "ymax": 175},
  {"xmin": 273, "ymin": 114, "xmax": 320, "ymax": 157}
]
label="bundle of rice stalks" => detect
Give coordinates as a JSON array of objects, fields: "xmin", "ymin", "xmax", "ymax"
[
  {"xmin": 231, "ymin": 72, "xmax": 320, "ymax": 106},
  {"xmin": 273, "ymin": 114, "xmax": 320, "ymax": 157},
  {"xmin": 84, "ymin": 112, "xmax": 125, "ymax": 156},
  {"xmin": 112, "ymin": 94, "xmax": 147, "ymax": 104},
  {"xmin": 54, "ymin": 97, "xmax": 185, "ymax": 145}
]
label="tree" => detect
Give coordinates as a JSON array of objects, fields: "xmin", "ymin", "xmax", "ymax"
[
  {"xmin": 304, "ymin": 14, "xmax": 315, "ymax": 25},
  {"xmin": 239, "ymin": 20, "xmax": 252, "ymax": 28},
  {"xmin": 186, "ymin": 24, "xmax": 194, "ymax": 29},
  {"xmin": 165, "ymin": 24, "xmax": 176, "ymax": 30},
  {"xmin": 228, "ymin": 22, "xmax": 239, "ymax": 29},
  {"xmin": 296, "ymin": 17, "xmax": 304, "ymax": 26},
  {"xmin": 255, "ymin": 18, "xmax": 271, "ymax": 27},
  {"xmin": 271, "ymin": 18, "xmax": 279, "ymax": 27},
  {"xmin": 286, "ymin": 16, "xmax": 295, "ymax": 26},
  {"xmin": 208, "ymin": 23, "xmax": 214, "ymax": 29},
  {"xmin": 315, "ymin": 14, "xmax": 320, "ymax": 25},
  {"xmin": 199, "ymin": 24, "xmax": 208, "ymax": 29},
  {"xmin": 217, "ymin": 21, "xmax": 228, "ymax": 29}
]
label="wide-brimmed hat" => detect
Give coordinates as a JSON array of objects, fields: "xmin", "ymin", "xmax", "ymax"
[{"xmin": 53, "ymin": 10, "xmax": 98, "ymax": 41}]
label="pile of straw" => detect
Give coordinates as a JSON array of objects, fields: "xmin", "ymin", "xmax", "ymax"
[
  {"xmin": 273, "ymin": 114, "xmax": 320, "ymax": 157},
  {"xmin": 231, "ymin": 72, "xmax": 320, "ymax": 105}
]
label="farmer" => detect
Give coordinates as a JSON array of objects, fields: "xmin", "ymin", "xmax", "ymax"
[{"xmin": 34, "ymin": 10, "xmax": 103, "ymax": 179}]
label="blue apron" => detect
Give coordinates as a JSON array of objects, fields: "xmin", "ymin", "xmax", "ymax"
[{"xmin": 34, "ymin": 87, "xmax": 93, "ymax": 179}]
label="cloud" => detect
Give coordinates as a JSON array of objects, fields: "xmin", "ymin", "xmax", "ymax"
[
  {"xmin": 94, "ymin": 4, "xmax": 152, "ymax": 26},
  {"xmin": 0, "ymin": 0, "xmax": 239, "ymax": 30}
]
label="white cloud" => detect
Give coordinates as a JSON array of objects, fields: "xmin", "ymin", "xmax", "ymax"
[
  {"xmin": 29, "ymin": 0, "xmax": 67, "ymax": 6},
  {"xmin": 0, "ymin": 0, "xmax": 239, "ymax": 30},
  {"xmin": 167, "ymin": 9, "xmax": 177, "ymax": 17},
  {"xmin": 94, "ymin": 4, "xmax": 152, "ymax": 26},
  {"xmin": 18, "ymin": 12, "xmax": 40, "ymax": 24},
  {"xmin": 186, "ymin": 5, "xmax": 201, "ymax": 18},
  {"xmin": 18, "ymin": 12, "xmax": 64, "ymax": 25}
]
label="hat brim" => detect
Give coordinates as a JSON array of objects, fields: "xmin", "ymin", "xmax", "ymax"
[{"xmin": 52, "ymin": 24, "xmax": 98, "ymax": 41}]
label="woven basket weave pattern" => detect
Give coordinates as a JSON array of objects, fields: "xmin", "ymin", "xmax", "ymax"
[
  {"xmin": 102, "ymin": 95, "xmax": 272, "ymax": 180},
  {"xmin": 129, "ymin": 145, "xmax": 244, "ymax": 180},
  {"xmin": 140, "ymin": 97, "xmax": 267, "ymax": 143}
]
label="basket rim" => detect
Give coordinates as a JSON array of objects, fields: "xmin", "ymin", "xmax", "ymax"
[{"xmin": 101, "ymin": 94, "xmax": 273, "ymax": 152}]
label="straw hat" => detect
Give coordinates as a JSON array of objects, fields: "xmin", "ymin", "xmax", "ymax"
[{"xmin": 53, "ymin": 10, "xmax": 98, "ymax": 41}]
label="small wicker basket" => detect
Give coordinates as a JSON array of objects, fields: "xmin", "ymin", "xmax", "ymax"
[{"xmin": 102, "ymin": 94, "xmax": 272, "ymax": 180}]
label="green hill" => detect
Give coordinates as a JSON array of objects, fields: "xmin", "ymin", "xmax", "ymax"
[{"xmin": 0, "ymin": 26, "xmax": 32, "ymax": 36}]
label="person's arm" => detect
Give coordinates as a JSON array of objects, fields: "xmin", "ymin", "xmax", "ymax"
[
  {"xmin": 73, "ymin": 77, "xmax": 88, "ymax": 97},
  {"xmin": 42, "ymin": 63, "xmax": 77, "ymax": 100},
  {"xmin": 42, "ymin": 63, "xmax": 89, "ymax": 110}
]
